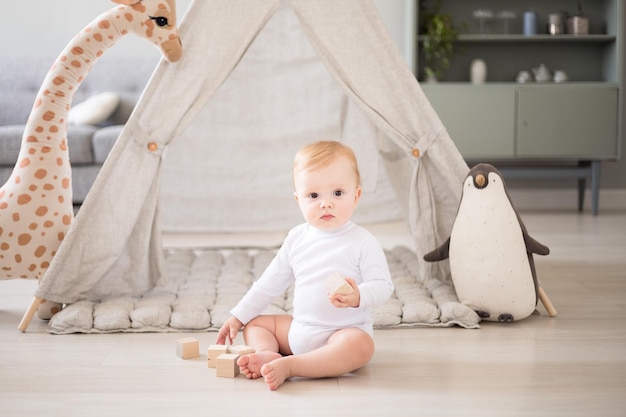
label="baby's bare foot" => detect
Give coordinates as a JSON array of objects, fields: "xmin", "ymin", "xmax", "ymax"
[
  {"xmin": 237, "ymin": 351, "xmax": 282, "ymax": 379},
  {"xmin": 260, "ymin": 358, "xmax": 291, "ymax": 390}
]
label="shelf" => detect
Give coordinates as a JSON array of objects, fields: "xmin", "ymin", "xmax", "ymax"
[
  {"xmin": 415, "ymin": 0, "xmax": 622, "ymax": 215},
  {"xmin": 418, "ymin": 34, "xmax": 616, "ymax": 43}
]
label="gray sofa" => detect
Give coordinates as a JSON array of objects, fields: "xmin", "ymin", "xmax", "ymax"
[{"xmin": 0, "ymin": 56, "xmax": 159, "ymax": 204}]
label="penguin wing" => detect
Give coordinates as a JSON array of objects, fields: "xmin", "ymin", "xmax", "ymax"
[
  {"xmin": 423, "ymin": 237, "xmax": 451, "ymax": 262},
  {"xmin": 523, "ymin": 232, "xmax": 550, "ymax": 256}
]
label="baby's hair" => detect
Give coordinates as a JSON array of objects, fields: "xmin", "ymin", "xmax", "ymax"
[{"xmin": 293, "ymin": 140, "xmax": 361, "ymax": 187}]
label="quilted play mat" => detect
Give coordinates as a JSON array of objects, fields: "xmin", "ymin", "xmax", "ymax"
[{"xmin": 47, "ymin": 246, "xmax": 480, "ymax": 334}]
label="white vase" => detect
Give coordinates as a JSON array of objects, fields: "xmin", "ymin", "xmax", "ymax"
[{"xmin": 470, "ymin": 59, "xmax": 487, "ymax": 84}]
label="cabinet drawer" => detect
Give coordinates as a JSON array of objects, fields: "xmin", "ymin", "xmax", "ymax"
[
  {"xmin": 422, "ymin": 85, "xmax": 516, "ymax": 159},
  {"xmin": 517, "ymin": 86, "xmax": 619, "ymax": 159}
]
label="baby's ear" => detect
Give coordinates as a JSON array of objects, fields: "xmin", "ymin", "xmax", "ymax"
[{"xmin": 293, "ymin": 192, "xmax": 299, "ymax": 202}]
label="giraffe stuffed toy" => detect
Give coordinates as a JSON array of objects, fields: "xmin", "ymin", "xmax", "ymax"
[{"xmin": 1, "ymin": 0, "xmax": 182, "ymax": 322}]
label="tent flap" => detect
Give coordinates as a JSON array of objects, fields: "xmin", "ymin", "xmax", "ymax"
[{"xmin": 36, "ymin": 0, "xmax": 467, "ymax": 307}]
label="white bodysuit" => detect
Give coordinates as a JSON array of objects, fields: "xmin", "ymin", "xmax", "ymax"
[{"xmin": 230, "ymin": 221, "xmax": 394, "ymax": 355}]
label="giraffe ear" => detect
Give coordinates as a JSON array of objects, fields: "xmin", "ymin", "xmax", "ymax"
[{"xmin": 111, "ymin": 0, "xmax": 140, "ymax": 5}]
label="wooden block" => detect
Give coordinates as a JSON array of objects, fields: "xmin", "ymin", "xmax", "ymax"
[
  {"xmin": 325, "ymin": 271, "xmax": 354, "ymax": 296},
  {"xmin": 228, "ymin": 345, "xmax": 254, "ymax": 356},
  {"xmin": 176, "ymin": 337, "xmax": 199, "ymax": 359},
  {"xmin": 216, "ymin": 353, "xmax": 240, "ymax": 378},
  {"xmin": 207, "ymin": 344, "xmax": 229, "ymax": 368}
]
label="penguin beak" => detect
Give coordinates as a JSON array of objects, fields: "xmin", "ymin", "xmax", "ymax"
[{"xmin": 474, "ymin": 174, "xmax": 487, "ymax": 189}]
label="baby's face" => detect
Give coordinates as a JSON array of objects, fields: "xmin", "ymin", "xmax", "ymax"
[{"xmin": 294, "ymin": 156, "xmax": 361, "ymax": 231}]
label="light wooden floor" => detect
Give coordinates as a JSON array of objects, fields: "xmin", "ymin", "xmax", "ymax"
[{"xmin": 1, "ymin": 211, "xmax": 625, "ymax": 417}]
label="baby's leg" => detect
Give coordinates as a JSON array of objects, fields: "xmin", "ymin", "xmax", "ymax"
[
  {"xmin": 237, "ymin": 315, "xmax": 293, "ymax": 379},
  {"xmin": 261, "ymin": 327, "xmax": 374, "ymax": 390}
]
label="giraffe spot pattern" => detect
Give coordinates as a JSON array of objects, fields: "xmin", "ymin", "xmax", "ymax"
[
  {"xmin": 35, "ymin": 246, "xmax": 47, "ymax": 258},
  {"xmin": 43, "ymin": 111, "xmax": 55, "ymax": 122},
  {"xmin": 18, "ymin": 194, "xmax": 31, "ymax": 205},
  {"xmin": 1, "ymin": 0, "xmax": 180, "ymax": 280},
  {"xmin": 18, "ymin": 234, "xmax": 32, "ymax": 246}
]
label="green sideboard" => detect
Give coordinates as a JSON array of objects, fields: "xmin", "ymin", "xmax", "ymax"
[{"xmin": 416, "ymin": 0, "xmax": 623, "ymax": 215}]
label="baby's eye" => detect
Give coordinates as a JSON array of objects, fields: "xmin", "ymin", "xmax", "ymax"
[
  {"xmin": 309, "ymin": 192, "xmax": 319, "ymax": 199},
  {"xmin": 333, "ymin": 190, "xmax": 344, "ymax": 197}
]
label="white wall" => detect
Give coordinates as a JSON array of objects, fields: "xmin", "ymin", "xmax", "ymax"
[
  {"xmin": 5, "ymin": 0, "xmax": 193, "ymax": 59},
  {"xmin": 373, "ymin": 0, "xmax": 416, "ymax": 72},
  {"xmin": 5, "ymin": 0, "xmax": 411, "ymax": 63}
]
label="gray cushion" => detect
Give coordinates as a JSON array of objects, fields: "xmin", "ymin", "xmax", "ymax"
[
  {"xmin": 0, "ymin": 124, "xmax": 97, "ymax": 165},
  {"xmin": 71, "ymin": 166, "xmax": 103, "ymax": 204},
  {"xmin": 0, "ymin": 55, "xmax": 157, "ymax": 127},
  {"xmin": 93, "ymin": 125, "xmax": 124, "ymax": 164},
  {"xmin": 67, "ymin": 125, "xmax": 98, "ymax": 164},
  {"xmin": 0, "ymin": 126, "xmax": 22, "ymax": 164},
  {"xmin": 0, "ymin": 58, "xmax": 45, "ymax": 125}
]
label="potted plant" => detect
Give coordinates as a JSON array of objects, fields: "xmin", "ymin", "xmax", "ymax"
[{"xmin": 421, "ymin": 2, "xmax": 459, "ymax": 82}]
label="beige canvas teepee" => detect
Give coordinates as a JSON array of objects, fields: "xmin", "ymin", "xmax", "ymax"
[{"xmin": 30, "ymin": 0, "xmax": 468, "ymax": 327}]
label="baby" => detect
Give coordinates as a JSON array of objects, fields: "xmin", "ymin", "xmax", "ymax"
[{"xmin": 216, "ymin": 140, "xmax": 393, "ymax": 390}]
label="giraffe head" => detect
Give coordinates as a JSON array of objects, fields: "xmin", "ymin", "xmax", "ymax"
[{"xmin": 113, "ymin": 0, "xmax": 183, "ymax": 62}]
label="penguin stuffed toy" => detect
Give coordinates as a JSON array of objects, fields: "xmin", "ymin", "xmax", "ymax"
[{"xmin": 424, "ymin": 163, "xmax": 552, "ymax": 322}]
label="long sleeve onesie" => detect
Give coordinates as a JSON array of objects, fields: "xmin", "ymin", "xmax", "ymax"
[{"xmin": 231, "ymin": 221, "xmax": 394, "ymax": 351}]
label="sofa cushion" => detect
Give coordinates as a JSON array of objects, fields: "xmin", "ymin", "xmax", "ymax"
[
  {"xmin": 0, "ymin": 59, "xmax": 43, "ymax": 125},
  {"xmin": 0, "ymin": 55, "xmax": 158, "ymax": 127},
  {"xmin": 69, "ymin": 92, "xmax": 121, "ymax": 126},
  {"xmin": 92, "ymin": 125, "xmax": 125, "ymax": 164},
  {"xmin": 0, "ymin": 124, "xmax": 97, "ymax": 165},
  {"xmin": 0, "ymin": 126, "xmax": 22, "ymax": 165}
]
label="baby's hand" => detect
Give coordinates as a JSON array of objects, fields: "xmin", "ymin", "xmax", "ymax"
[
  {"xmin": 216, "ymin": 316, "xmax": 243, "ymax": 345},
  {"xmin": 328, "ymin": 277, "xmax": 360, "ymax": 308}
]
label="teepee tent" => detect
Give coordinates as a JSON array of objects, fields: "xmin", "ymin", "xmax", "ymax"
[{"xmin": 33, "ymin": 0, "xmax": 468, "ymax": 323}]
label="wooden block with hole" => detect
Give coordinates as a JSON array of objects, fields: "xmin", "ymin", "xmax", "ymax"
[
  {"xmin": 228, "ymin": 344, "xmax": 254, "ymax": 356},
  {"xmin": 176, "ymin": 337, "xmax": 199, "ymax": 359},
  {"xmin": 207, "ymin": 344, "xmax": 229, "ymax": 368},
  {"xmin": 325, "ymin": 271, "xmax": 354, "ymax": 296},
  {"xmin": 216, "ymin": 353, "xmax": 240, "ymax": 378}
]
